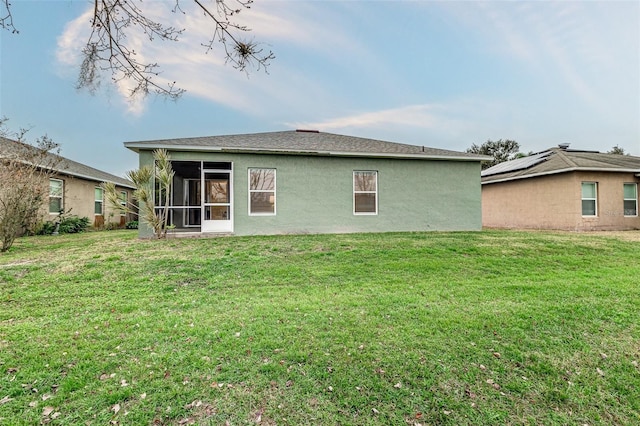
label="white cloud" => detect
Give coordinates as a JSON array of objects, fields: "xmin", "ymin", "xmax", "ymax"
[
  {"xmin": 440, "ymin": 1, "xmax": 639, "ymax": 110},
  {"xmin": 285, "ymin": 99, "xmax": 507, "ymax": 148},
  {"xmin": 55, "ymin": 1, "xmax": 364, "ymax": 116},
  {"xmin": 289, "ymin": 104, "xmax": 444, "ymax": 131}
]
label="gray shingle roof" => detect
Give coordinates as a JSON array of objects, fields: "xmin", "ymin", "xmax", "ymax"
[
  {"xmin": 482, "ymin": 147, "xmax": 640, "ymax": 184},
  {"xmin": 125, "ymin": 130, "xmax": 488, "ymax": 161},
  {"xmin": 0, "ymin": 137, "xmax": 134, "ymax": 188}
]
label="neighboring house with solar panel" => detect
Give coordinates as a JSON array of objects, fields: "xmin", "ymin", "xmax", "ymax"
[
  {"xmin": 124, "ymin": 130, "xmax": 489, "ymax": 237},
  {"xmin": 481, "ymin": 144, "xmax": 640, "ymax": 230},
  {"xmin": 1, "ymin": 136, "xmax": 136, "ymax": 229}
]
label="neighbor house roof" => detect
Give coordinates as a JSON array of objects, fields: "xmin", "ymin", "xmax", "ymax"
[
  {"xmin": 481, "ymin": 146, "xmax": 640, "ymax": 184},
  {"xmin": 125, "ymin": 130, "xmax": 490, "ymax": 162},
  {"xmin": 0, "ymin": 137, "xmax": 135, "ymax": 188}
]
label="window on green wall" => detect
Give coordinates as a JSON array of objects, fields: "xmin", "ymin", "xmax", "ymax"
[
  {"xmin": 249, "ymin": 168, "xmax": 276, "ymax": 215},
  {"xmin": 581, "ymin": 182, "xmax": 597, "ymax": 216},
  {"xmin": 95, "ymin": 187, "xmax": 104, "ymax": 215},
  {"xmin": 624, "ymin": 183, "xmax": 638, "ymax": 216},
  {"xmin": 49, "ymin": 179, "xmax": 63, "ymax": 214},
  {"xmin": 354, "ymin": 171, "xmax": 377, "ymax": 215}
]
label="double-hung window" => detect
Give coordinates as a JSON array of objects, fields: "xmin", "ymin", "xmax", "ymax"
[
  {"xmin": 49, "ymin": 179, "xmax": 63, "ymax": 214},
  {"xmin": 249, "ymin": 168, "xmax": 276, "ymax": 215},
  {"xmin": 623, "ymin": 183, "xmax": 638, "ymax": 216},
  {"xmin": 119, "ymin": 191, "xmax": 128, "ymax": 216},
  {"xmin": 94, "ymin": 187, "xmax": 104, "ymax": 215},
  {"xmin": 353, "ymin": 171, "xmax": 378, "ymax": 215},
  {"xmin": 581, "ymin": 182, "xmax": 597, "ymax": 216}
]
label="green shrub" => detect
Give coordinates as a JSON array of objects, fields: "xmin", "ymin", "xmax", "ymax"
[
  {"xmin": 58, "ymin": 216, "xmax": 90, "ymax": 234},
  {"xmin": 36, "ymin": 221, "xmax": 57, "ymax": 235},
  {"xmin": 125, "ymin": 220, "xmax": 138, "ymax": 229},
  {"xmin": 38, "ymin": 216, "xmax": 90, "ymax": 235}
]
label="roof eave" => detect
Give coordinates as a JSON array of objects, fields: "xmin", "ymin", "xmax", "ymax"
[
  {"xmin": 124, "ymin": 143, "xmax": 489, "ymax": 162},
  {"xmin": 67, "ymin": 172, "xmax": 135, "ymax": 189},
  {"xmin": 2, "ymin": 156, "xmax": 135, "ymax": 189},
  {"xmin": 482, "ymin": 167, "xmax": 640, "ymax": 185},
  {"xmin": 53, "ymin": 167, "xmax": 134, "ymax": 189}
]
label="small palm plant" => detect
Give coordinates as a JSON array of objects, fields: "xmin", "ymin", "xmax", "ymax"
[{"xmin": 104, "ymin": 149, "xmax": 174, "ymax": 239}]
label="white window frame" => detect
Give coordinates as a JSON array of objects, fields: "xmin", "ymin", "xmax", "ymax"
[
  {"xmin": 119, "ymin": 190, "xmax": 127, "ymax": 216},
  {"xmin": 353, "ymin": 170, "xmax": 378, "ymax": 215},
  {"xmin": 581, "ymin": 182, "xmax": 597, "ymax": 217},
  {"xmin": 248, "ymin": 168, "xmax": 276, "ymax": 216},
  {"xmin": 623, "ymin": 183, "xmax": 638, "ymax": 217},
  {"xmin": 94, "ymin": 187, "xmax": 104, "ymax": 216},
  {"xmin": 49, "ymin": 178, "xmax": 64, "ymax": 215}
]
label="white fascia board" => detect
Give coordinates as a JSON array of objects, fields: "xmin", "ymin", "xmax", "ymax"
[
  {"xmin": 482, "ymin": 167, "xmax": 640, "ymax": 185},
  {"xmin": 124, "ymin": 143, "xmax": 223, "ymax": 153},
  {"xmin": 323, "ymin": 150, "xmax": 490, "ymax": 162},
  {"xmin": 53, "ymin": 168, "xmax": 135, "ymax": 189}
]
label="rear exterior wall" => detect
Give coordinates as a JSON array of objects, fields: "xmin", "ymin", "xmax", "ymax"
[{"xmin": 137, "ymin": 150, "xmax": 483, "ymax": 236}]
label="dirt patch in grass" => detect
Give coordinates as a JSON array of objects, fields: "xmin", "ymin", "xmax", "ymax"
[
  {"xmin": 584, "ymin": 230, "xmax": 640, "ymax": 242},
  {"xmin": 487, "ymin": 228, "xmax": 640, "ymax": 242},
  {"xmin": 0, "ymin": 260, "xmax": 34, "ymax": 268}
]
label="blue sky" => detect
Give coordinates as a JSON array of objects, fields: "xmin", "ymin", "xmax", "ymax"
[{"xmin": 1, "ymin": 0, "xmax": 639, "ymax": 177}]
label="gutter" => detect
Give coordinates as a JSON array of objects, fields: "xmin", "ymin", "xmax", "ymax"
[
  {"xmin": 59, "ymin": 170, "xmax": 136, "ymax": 189},
  {"xmin": 482, "ymin": 167, "xmax": 640, "ymax": 185}
]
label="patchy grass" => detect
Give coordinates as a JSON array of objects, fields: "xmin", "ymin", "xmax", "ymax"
[{"xmin": 0, "ymin": 230, "xmax": 639, "ymax": 425}]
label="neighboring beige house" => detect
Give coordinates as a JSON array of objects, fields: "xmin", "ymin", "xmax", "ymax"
[
  {"xmin": 481, "ymin": 145, "xmax": 640, "ymax": 231},
  {"xmin": 1, "ymin": 137, "xmax": 136, "ymax": 228}
]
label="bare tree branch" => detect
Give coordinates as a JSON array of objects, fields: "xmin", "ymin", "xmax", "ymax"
[
  {"xmin": 0, "ymin": 0, "xmax": 18, "ymax": 33},
  {"xmin": 193, "ymin": 0, "xmax": 274, "ymax": 73},
  {"xmin": 0, "ymin": 118, "xmax": 64, "ymax": 251},
  {"xmin": 3, "ymin": 0, "xmax": 274, "ymax": 99}
]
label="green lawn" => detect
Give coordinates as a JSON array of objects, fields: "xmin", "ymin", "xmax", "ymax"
[{"xmin": 0, "ymin": 230, "xmax": 639, "ymax": 425}]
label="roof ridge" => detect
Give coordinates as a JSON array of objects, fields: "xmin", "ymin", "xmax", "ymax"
[{"xmin": 554, "ymin": 149, "xmax": 578, "ymax": 168}]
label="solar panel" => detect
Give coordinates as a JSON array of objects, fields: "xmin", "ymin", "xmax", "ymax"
[{"xmin": 481, "ymin": 151, "xmax": 552, "ymax": 177}]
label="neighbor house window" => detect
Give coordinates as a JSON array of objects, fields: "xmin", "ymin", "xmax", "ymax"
[
  {"xmin": 623, "ymin": 183, "xmax": 638, "ymax": 216},
  {"xmin": 354, "ymin": 171, "xmax": 378, "ymax": 214},
  {"xmin": 119, "ymin": 191, "xmax": 127, "ymax": 216},
  {"xmin": 249, "ymin": 168, "xmax": 276, "ymax": 215},
  {"xmin": 581, "ymin": 182, "xmax": 597, "ymax": 216},
  {"xmin": 49, "ymin": 178, "xmax": 63, "ymax": 214},
  {"xmin": 94, "ymin": 187, "xmax": 104, "ymax": 215}
]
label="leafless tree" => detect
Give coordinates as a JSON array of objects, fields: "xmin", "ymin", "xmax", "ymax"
[
  {"xmin": 0, "ymin": 118, "xmax": 63, "ymax": 252},
  {"xmin": 2, "ymin": 0, "xmax": 274, "ymax": 99}
]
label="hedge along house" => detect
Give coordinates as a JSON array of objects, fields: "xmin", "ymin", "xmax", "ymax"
[
  {"xmin": 0, "ymin": 136, "xmax": 136, "ymax": 228},
  {"xmin": 481, "ymin": 145, "xmax": 640, "ymax": 231},
  {"xmin": 124, "ymin": 130, "xmax": 489, "ymax": 237}
]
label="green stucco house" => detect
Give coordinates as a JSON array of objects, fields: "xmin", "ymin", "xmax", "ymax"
[{"xmin": 124, "ymin": 130, "xmax": 488, "ymax": 237}]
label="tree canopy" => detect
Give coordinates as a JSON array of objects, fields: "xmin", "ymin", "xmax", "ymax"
[
  {"xmin": 466, "ymin": 139, "xmax": 521, "ymax": 170},
  {"xmin": 1, "ymin": 0, "xmax": 274, "ymax": 99},
  {"xmin": 607, "ymin": 145, "xmax": 628, "ymax": 155}
]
